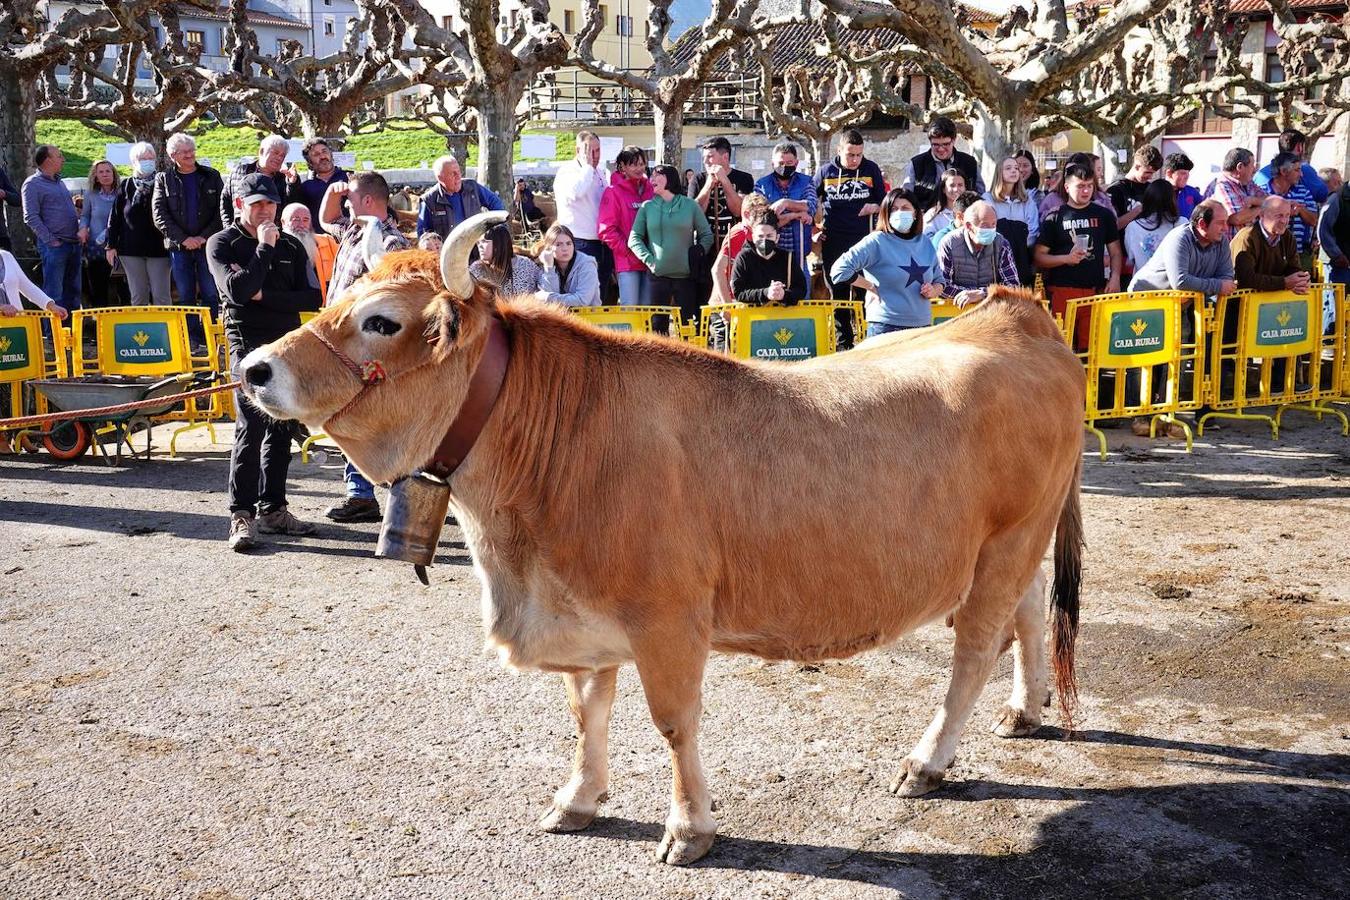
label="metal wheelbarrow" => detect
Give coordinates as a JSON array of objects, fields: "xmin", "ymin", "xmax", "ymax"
[{"xmin": 27, "ymin": 372, "xmax": 217, "ymax": 465}]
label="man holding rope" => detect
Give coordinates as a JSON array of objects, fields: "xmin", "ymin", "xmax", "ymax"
[{"xmin": 207, "ymin": 174, "xmax": 322, "ymax": 551}]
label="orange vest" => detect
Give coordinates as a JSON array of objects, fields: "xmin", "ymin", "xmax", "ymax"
[{"xmin": 314, "ymin": 234, "xmax": 339, "ymax": 305}]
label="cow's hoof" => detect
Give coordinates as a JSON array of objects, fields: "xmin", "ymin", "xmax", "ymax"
[
  {"xmin": 992, "ymin": 705, "xmax": 1042, "ymax": 738},
  {"xmin": 656, "ymin": 828, "xmax": 715, "ymax": 866},
  {"xmin": 888, "ymin": 758, "xmax": 945, "ymax": 797},
  {"xmin": 538, "ymin": 803, "xmax": 598, "ymax": 833}
]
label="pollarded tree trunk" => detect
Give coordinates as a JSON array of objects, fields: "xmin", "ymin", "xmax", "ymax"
[
  {"xmin": 653, "ymin": 101, "xmax": 684, "ymax": 166},
  {"xmin": 1096, "ymin": 131, "xmax": 1137, "ymax": 182},
  {"xmin": 0, "ymin": 69, "xmax": 37, "ymax": 260},
  {"xmin": 473, "ymin": 84, "xmax": 523, "ymax": 200},
  {"xmin": 970, "ymin": 102, "xmax": 1032, "ymax": 188},
  {"xmin": 810, "ymin": 133, "xmax": 832, "ymax": 175}
]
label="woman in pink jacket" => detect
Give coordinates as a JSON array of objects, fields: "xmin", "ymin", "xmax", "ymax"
[{"xmin": 598, "ymin": 146, "xmax": 654, "ymax": 306}]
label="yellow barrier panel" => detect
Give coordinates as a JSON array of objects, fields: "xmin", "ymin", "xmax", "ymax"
[
  {"xmin": 1, "ymin": 311, "xmax": 67, "ymax": 446},
  {"xmin": 933, "ymin": 294, "xmax": 1051, "ymax": 328},
  {"xmin": 700, "ymin": 301, "xmax": 840, "ymax": 361},
  {"xmin": 1199, "ymin": 288, "xmax": 1347, "ymax": 438},
  {"xmin": 931, "ymin": 301, "xmax": 965, "ymax": 326},
  {"xmin": 1063, "ymin": 291, "xmax": 1206, "ymax": 459},
  {"xmin": 572, "ymin": 305, "xmax": 681, "ymax": 338},
  {"xmin": 70, "ymin": 305, "xmax": 223, "ymax": 455}
]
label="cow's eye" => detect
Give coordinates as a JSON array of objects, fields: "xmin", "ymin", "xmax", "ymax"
[{"xmin": 362, "ymin": 315, "xmax": 401, "ymax": 336}]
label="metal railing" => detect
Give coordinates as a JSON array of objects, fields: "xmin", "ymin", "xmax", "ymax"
[{"xmin": 526, "ymin": 69, "xmax": 763, "ymax": 126}]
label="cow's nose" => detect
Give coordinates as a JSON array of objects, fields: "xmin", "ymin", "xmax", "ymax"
[{"xmin": 245, "ymin": 361, "xmax": 272, "ymax": 387}]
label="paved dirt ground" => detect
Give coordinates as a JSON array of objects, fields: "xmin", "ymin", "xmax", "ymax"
[{"xmin": 2, "ymin": 417, "xmax": 1348, "ymax": 899}]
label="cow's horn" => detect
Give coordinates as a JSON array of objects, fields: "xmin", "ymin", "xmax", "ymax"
[
  {"xmin": 440, "ymin": 210, "xmax": 508, "ymax": 299},
  {"xmin": 360, "ymin": 216, "xmax": 387, "ymax": 270}
]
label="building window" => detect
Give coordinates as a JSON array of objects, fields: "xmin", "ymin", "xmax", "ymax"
[
  {"xmin": 441, "ymin": 14, "xmax": 453, "ymax": 30},
  {"xmin": 1168, "ymin": 54, "xmax": 1232, "ymax": 136},
  {"xmin": 598, "ymin": 4, "xmax": 608, "ymax": 30},
  {"xmin": 185, "ymin": 30, "xmax": 204, "ymax": 48},
  {"xmin": 617, "ymin": 14, "xmax": 632, "ymax": 36},
  {"xmin": 564, "ymin": 10, "xmax": 574, "ymax": 33},
  {"xmin": 323, "ymin": 16, "xmax": 335, "ymax": 37}
]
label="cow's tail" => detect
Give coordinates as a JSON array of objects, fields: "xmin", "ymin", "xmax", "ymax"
[{"xmin": 1050, "ymin": 455, "xmax": 1084, "ymax": 734}]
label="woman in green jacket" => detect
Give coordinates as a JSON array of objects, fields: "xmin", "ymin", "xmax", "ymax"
[{"xmin": 628, "ymin": 165, "xmax": 713, "ymax": 324}]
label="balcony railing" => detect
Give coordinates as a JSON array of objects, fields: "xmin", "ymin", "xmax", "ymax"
[{"xmin": 526, "ymin": 70, "xmax": 764, "ymax": 128}]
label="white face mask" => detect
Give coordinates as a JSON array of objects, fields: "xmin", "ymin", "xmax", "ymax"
[{"xmin": 890, "ymin": 210, "xmax": 915, "ymax": 232}]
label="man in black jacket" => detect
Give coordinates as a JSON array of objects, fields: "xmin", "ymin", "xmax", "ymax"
[
  {"xmin": 903, "ymin": 116, "xmax": 984, "ymax": 213},
  {"xmin": 730, "ymin": 212, "xmax": 807, "ymax": 306},
  {"xmin": 153, "ymin": 132, "xmax": 224, "ymax": 320},
  {"xmin": 207, "ymin": 173, "xmax": 321, "ymax": 551},
  {"xmin": 0, "ymin": 165, "xmax": 19, "ymax": 251}
]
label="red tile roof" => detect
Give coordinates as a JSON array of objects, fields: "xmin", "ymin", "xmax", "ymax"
[
  {"xmin": 672, "ymin": 21, "xmax": 918, "ymax": 74},
  {"xmin": 186, "ymin": 3, "xmax": 310, "ymax": 30}
]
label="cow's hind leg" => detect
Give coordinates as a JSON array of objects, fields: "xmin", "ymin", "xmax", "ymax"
[
  {"xmin": 540, "ymin": 667, "xmax": 618, "ymax": 833},
  {"xmin": 632, "ymin": 633, "xmax": 715, "ymax": 866},
  {"xmin": 892, "ymin": 557, "xmax": 1034, "ymax": 797},
  {"xmin": 993, "ymin": 569, "xmax": 1048, "ymax": 738}
]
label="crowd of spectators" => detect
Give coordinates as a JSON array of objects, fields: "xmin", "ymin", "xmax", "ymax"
[{"xmin": 4, "ymin": 122, "xmax": 1348, "ymax": 542}]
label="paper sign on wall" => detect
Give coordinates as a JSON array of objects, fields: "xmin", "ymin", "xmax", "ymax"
[
  {"xmin": 520, "ymin": 135, "xmax": 555, "ymax": 160},
  {"xmin": 103, "ymin": 143, "xmax": 133, "ymax": 165},
  {"xmin": 334, "ymin": 152, "xmax": 357, "ymax": 168},
  {"xmin": 599, "ymin": 136, "xmax": 624, "ymax": 165}
]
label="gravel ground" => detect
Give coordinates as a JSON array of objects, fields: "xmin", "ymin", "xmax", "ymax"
[{"xmin": 2, "ymin": 418, "xmax": 1348, "ymax": 899}]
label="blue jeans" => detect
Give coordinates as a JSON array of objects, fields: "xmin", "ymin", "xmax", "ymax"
[
  {"xmin": 38, "ymin": 241, "xmax": 82, "ymax": 310},
  {"xmin": 865, "ymin": 322, "xmax": 921, "ymax": 338},
  {"xmin": 344, "ymin": 462, "xmax": 375, "ymax": 500},
  {"xmin": 169, "ymin": 248, "xmax": 219, "ymax": 316},
  {"xmin": 616, "ymin": 270, "xmax": 648, "ymax": 306}
]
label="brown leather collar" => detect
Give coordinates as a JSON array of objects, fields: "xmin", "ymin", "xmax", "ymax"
[
  {"xmin": 308, "ymin": 316, "xmax": 510, "ymax": 482},
  {"xmin": 423, "ymin": 317, "xmax": 510, "ymax": 481}
]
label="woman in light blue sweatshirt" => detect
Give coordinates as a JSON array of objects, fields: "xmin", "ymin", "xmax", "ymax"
[{"xmin": 830, "ymin": 188, "xmax": 946, "ymax": 337}]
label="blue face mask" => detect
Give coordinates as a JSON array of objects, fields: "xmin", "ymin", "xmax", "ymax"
[
  {"xmin": 890, "ymin": 210, "xmax": 915, "ymax": 232},
  {"xmin": 975, "ymin": 226, "xmax": 999, "ymax": 244},
  {"xmin": 135, "ymin": 159, "xmax": 156, "ymax": 176}
]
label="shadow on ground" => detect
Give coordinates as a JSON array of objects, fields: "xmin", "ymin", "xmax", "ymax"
[{"xmin": 571, "ymin": 754, "xmax": 1347, "ymax": 897}]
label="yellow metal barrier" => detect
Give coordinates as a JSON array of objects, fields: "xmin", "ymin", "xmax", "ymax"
[
  {"xmin": 70, "ymin": 305, "xmax": 223, "ymax": 455},
  {"xmin": 1, "ymin": 311, "xmax": 67, "ymax": 448},
  {"xmin": 1063, "ymin": 291, "xmax": 1206, "ymax": 458},
  {"xmin": 572, "ymin": 305, "xmax": 682, "ymax": 338},
  {"xmin": 701, "ymin": 300, "xmax": 862, "ymax": 361},
  {"xmin": 1198, "ymin": 288, "xmax": 1347, "ymax": 438}
]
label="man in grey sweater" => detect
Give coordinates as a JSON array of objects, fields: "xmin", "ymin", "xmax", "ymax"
[
  {"xmin": 1129, "ymin": 199, "xmax": 1236, "ymax": 297},
  {"xmin": 21, "ymin": 145, "xmax": 83, "ymax": 310}
]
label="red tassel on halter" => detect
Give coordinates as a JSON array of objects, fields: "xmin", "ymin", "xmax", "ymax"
[{"xmin": 361, "ymin": 360, "xmax": 387, "ymax": 385}]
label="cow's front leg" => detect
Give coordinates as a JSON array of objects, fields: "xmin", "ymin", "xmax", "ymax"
[
  {"xmin": 993, "ymin": 571, "xmax": 1049, "ymax": 738},
  {"xmin": 633, "ymin": 634, "xmax": 714, "ymax": 866},
  {"xmin": 540, "ymin": 667, "xmax": 618, "ymax": 832}
]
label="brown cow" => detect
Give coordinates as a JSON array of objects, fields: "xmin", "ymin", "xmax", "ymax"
[{"xmin": 239, "ymin": 211, "xmax": 1085, "ymax": 866}]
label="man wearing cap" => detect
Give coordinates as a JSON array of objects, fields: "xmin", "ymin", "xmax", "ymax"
[
  {"xmin": 318, "ymin": 170, "xmax": 411, "ymax": 523},
  {"xmin": 207, "ymin": 173, "xmax": 322, "ymax": 551}
]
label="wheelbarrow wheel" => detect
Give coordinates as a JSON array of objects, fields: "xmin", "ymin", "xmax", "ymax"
[{"xmin": 43, "ymin": 421, "xmax": 92, "ymax": 461}]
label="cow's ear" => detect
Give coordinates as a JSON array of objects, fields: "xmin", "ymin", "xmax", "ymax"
[{"xmin": 426, "ymin": 294, "xmax": 462, "ymax": 352}]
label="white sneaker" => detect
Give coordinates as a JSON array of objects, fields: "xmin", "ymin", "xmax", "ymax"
[{"xmin": 228, "ymin": 511, "xmax": 257, "ymax": 552}]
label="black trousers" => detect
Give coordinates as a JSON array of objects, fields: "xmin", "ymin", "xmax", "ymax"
[
  {"xmin": 228, "ymin": 335, "xmax": 295, "ymax": 516},
  {"xmin": 84, "ymin": 254, "xmax": 128, "ymax": 308},
  {"xmin": 574, "ymin": 238, "xmax": 615, "ymax": 304},
  {"xmin": 645, "ymin": 275, "xmax": 699, "ymax": 325},
  {"xmin": 820, "ymin": 231, "xmax": 864, "ymax": 350}
]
